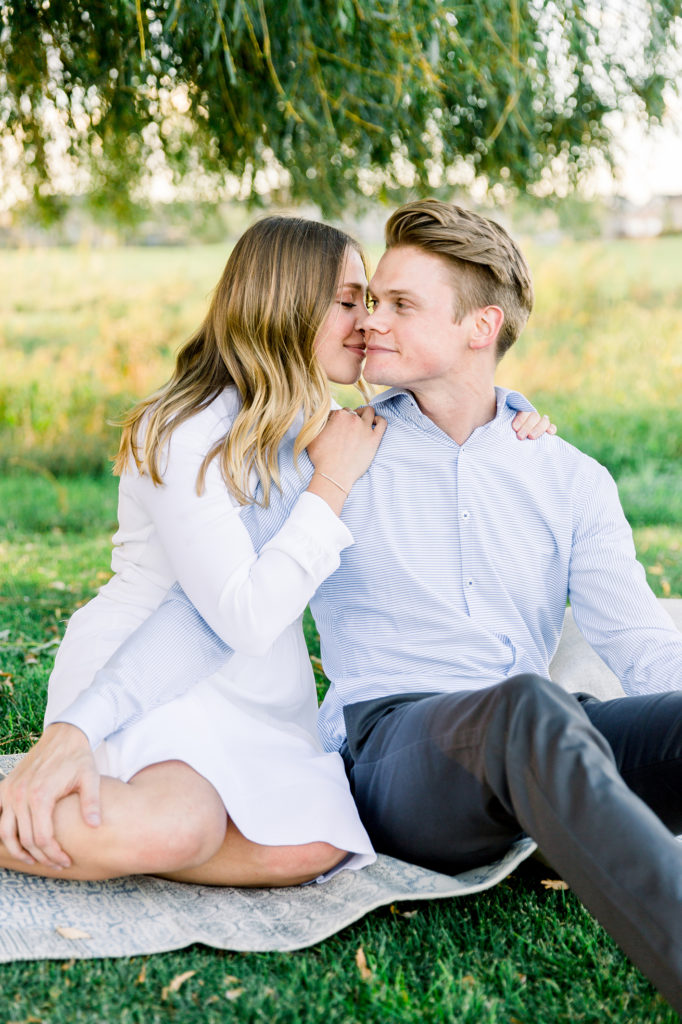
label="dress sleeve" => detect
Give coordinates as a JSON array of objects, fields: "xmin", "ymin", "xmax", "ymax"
[
  {"xmin": 51, "ymin": 585, "xmax": 232, "ymax": 748},
  {"xmin": 133, "ymin": 414, "xmax": 353, "ymax": 655},
  {"xmin": 567, "ymin": 462, "xmax": 682, "ymax": 694},
  {"xmin": 48, "ymin": 409, "xmax": 353, "ymax": 746}
]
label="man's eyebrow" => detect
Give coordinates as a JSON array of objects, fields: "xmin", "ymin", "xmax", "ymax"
[{"xmin": 370, "ymin": 287, "xmax": 421, "ymax": 300}]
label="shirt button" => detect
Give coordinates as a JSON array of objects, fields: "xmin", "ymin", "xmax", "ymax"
[
  {"xmin": 467, "ymin": 578, "xmax": 474, "ymax": 587},
  {"xmin": 462, "ymin": 510, "xmax": 470, "ymax": 520}
]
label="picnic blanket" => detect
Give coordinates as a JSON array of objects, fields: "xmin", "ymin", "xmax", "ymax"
[
  {"xmin": 3, "ymin": 599, "xmax": 680, "ymax": 962},
  {"xmin": 0, "ymin": 753, "xmax": 536, "ymax": 961}
]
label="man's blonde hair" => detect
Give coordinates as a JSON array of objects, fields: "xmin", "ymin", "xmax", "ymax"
[
  {"xmin": 114, "ymin": 216, "xmax": 364, "ymax": 506},
  {"xmin": 385, "ymin": 199, "xmax": 533, "ymax": 357}
]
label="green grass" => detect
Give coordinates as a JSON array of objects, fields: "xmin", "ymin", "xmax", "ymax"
[
  {"xmin": 1, "ymin": 476, "xmax": 681, "ymax": 1021},
  {"xmin": 0, "ymin": 880, "xmax": 676, "ymax": 1023}
]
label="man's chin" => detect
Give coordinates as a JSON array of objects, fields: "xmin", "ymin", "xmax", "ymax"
[{"xmin": 363, "ymin": 364, "xmax": 393, "ymax": 387}]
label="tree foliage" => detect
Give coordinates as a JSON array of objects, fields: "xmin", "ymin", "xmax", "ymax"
[{"xmin": 1, "ymin": 0, "xmax": 681, "ymax": 217}]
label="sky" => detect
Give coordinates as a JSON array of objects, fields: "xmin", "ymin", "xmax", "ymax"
[{"xmin": 599, "ymin": 96, "xmax": 682, "ymax": 204}]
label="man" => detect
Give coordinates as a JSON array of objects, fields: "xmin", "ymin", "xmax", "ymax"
[{"xmin": 4, "ymin": 201, "xmax": 682, "ymax": 1008}]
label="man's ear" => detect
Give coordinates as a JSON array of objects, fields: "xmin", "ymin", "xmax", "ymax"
[{"xmin": 469, "ymin": 305, "xmax": 504, "ymax": 352}]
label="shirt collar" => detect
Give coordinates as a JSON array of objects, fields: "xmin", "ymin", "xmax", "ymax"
[{"xmin": 372, "ymin": 385, "xmax": 534, "ymax": 423}]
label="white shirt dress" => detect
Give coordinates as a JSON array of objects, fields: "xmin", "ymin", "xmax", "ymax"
[{"xmin": 44, "ymin": 389, "xmax": 374, "ymax": 869}]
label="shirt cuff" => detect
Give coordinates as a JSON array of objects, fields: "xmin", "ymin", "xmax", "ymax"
[
  {"xmin": 48, "ymin": 690, "xmax": 117, "ymax": 751},
  {"xmin": 261, "ymin": 490, "xmax": 354, "ymax": 578}
]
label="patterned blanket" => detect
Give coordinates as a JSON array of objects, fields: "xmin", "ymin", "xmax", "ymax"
[{"xmin": 0, "ymin": 754, "xmax": 535, "ymax": 962}]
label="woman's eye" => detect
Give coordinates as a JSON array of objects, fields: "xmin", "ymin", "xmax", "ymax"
[{"xmin": 340, "ymin": 301, "xmax": 357, "ymax": 310}]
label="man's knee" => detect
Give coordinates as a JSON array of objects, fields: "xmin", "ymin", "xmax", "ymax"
[
  {"xmin": 497, "ymin": 673, "xmax": 575, "ymax": 720},
  {"xmin": 491, "ymin": 673, "xmax": 614, "ymax": 768},
  {"xmin": 470, "ymin": 674, "xmax": 586, "ymax": 756}
]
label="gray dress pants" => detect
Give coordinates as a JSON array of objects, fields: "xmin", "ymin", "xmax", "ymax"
[{"xmin": 340, "ymin": 675, "xmax": 682, "ymax": 1013}]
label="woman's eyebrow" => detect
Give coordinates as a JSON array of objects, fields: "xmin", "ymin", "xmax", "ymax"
[{"xmin": 337, "ymin": 282, "xmax": 366, "ymax": 294}]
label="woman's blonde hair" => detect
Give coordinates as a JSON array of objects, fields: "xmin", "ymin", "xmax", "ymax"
[{"xmin": 114, "ymin": 216, "xmax": 365, "ymax": 506}]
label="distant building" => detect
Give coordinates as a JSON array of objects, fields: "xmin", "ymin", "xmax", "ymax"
[{"xmin": 607, "ymin": 194, "xmax": 682, "ymax": 238}]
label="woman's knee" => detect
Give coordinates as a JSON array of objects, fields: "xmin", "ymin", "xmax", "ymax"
[
  {"xmin": 144, "ymin": 794, "xmax": 227, "ymax": 872},
  {"xmin": 112, "ymin": 765, "xmax": 228, "ymax": 874}
]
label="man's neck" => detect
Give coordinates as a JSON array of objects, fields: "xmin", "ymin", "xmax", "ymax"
[{"xmin": 408, "ymin": 376, "xmax": 498, "ymax": 445}]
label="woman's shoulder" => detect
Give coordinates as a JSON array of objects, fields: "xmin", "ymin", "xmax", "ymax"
[
  {"xmin": 148, "ymin": 387, "xmax": 240, "ymax": 449},
  {"xmin": 120, "ymin": 388, "xmax": 240, "ymax": 483}
]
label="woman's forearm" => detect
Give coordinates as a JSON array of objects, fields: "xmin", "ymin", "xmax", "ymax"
[{"xmin": 48, "ymin": 585, "xmax": 230, "ymax": 746}]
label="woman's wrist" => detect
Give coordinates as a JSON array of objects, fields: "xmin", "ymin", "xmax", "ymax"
[
  {"xmin": 306, "ymin": 471, "xmax": 350, "ymax": 516},
  {"xmin": 314, "ymin": 471, "xmax": 349, "ymax": 497}
]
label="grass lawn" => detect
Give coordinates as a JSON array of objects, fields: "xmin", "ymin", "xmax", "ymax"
[{"xmin": 1, "ymin": 475, "xmax": 681, "ymax": 1022}]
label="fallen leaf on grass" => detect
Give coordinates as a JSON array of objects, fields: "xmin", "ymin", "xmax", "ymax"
[
  {"xmin": 225, "ymin": 988, "xmax": 245, "ymax": 1001},
  {"xmin": 136, "ymin": 962, "xmax": 147, "ymax": 984},
  {"xmin": 55, "ymin": 926, "xmax": 92, "ymax": 940},
  {"xmin": 0, "ymin": 672, "xmax": 13, "ymax": 695},
  {"xmin": 541, "ymin": 878, "xmax": 569, "ymax": 890},
  {"xmin": 24, "ymin": 654, "xmax": 39, "ymax": 665},
  {"xmin": 355, "ymin": 946, "xmax": 373, "ymax": 981},
  {"xmin": 389, "ymin": 903, "xmax": 419, "ymax": 919},
  {"xmin": 161, "ymin": 969, "xmax": 196, "ymax": 999}
]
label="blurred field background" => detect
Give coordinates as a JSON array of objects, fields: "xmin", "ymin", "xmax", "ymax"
[{"xmin": 2, "ymin": 232, "xmax": 682, "ymax": 522}]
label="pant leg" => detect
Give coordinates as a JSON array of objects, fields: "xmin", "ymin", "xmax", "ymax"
[
  {"xmin": 577, "ymin": 691, "xmax": 682, "ymax": 833},
  {"xmin": 343, "ymin": 674, "xmax": 682, "ymax": 1014}
]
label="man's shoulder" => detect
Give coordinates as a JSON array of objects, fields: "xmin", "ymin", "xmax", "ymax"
[{"xmin": 514, "ymin": 428, "xmax": 608, "ymax": 477}]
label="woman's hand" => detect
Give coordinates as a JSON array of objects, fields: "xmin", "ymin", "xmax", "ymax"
[
  {"xmin": 0, "ymin": 723, "xmax": 101, "ymax": 869},
  {"xmin": 512, "ymin": 410, "xmax": 557, "ymax": 440},
  {"xmin": 306, "ymin": 406, "xmax": 387, "ymax": 514}
]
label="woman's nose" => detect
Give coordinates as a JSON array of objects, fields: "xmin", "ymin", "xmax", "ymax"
[{"xmin": 356, "ymin": 305, "xmax": 372, "ymax": 330}]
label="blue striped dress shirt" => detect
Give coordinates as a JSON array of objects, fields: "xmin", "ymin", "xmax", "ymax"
[{"xmin": 56, "ymin": 387, "xmax": 682, "ymax": 751}]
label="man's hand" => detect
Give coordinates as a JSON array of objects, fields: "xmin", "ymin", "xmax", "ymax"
[{"xmin": 0, "ymin": 723, "xmax": 101, "ymax": 868}]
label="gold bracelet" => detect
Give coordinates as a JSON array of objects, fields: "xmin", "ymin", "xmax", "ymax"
[{"xmin": 314, "ymin": 471, "xmax": 349, "ymax": 497}]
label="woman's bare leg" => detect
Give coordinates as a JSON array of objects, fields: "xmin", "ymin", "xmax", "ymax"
[
  {"xmin": 0, "ymin": 760, "xmax": 348, "ymax": 885},
  {"xmin": 163, "ymin": 829, "xmax": 347, "ymax": 887},
  {"xmin": 0, "ymin": 761, "xmax": 228, "ymax": 880}
]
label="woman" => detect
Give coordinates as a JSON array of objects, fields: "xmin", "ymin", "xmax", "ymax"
[{"xmin": 0, "ymin": 217, "xmax": 553, "ymax": 885}]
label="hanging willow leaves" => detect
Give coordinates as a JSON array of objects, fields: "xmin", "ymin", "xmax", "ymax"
[{"xmin": 1, "ymin": 0, "xmax": 680, "ymax": 217}]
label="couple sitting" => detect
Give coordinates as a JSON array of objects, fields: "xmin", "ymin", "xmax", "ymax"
[{"xmin": 1, "ymin": 200, "xmax": 681, "ymax": 1012}]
